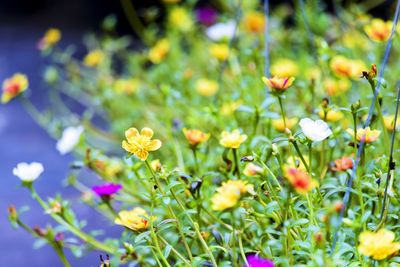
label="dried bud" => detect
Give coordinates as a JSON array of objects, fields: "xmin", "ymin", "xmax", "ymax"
[
  {"xmin": 333, "ymin": 201, "xmax": 344, "ymax": 213},
  {"xmin": 314, "ymin": 232, "xmax": 324, "ymax": 246},
  {"xmin": 322, "ymin": 98, "xmax": 329, "ymax": 108},
  {"xmin": 33, "ymin": 226, "xmax": 47, "ymax": 237},
  {"xmin": 8, "ymin": 205, "xmax": 18, "ymax": 221}
]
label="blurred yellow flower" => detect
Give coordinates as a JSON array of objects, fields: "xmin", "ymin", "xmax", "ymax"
[
  {"xmin": 38, "ymin": 28, "xmax": 61, "ymax": 50},
  {"xmin": 364, "ymin": 19, "xmax": 392, "ymax": 42},
  {"xmin": 358, "ymin": 228, "xmax": 400, "ymax": 260},
  {"xmin": 219, "ymin": 129, "xmax": 247, "ymax": 149},
  {"xmin": 150, "ymin": 159, "xmax": 163, "ymax": 172},
  {"xmin": 330, "ymin": 56, "xmax": 365, "ymax": 79},
  {"xmin": 318, "ymin": 109, "xmax": 344, "ymax": 122},
  {"xmin": 209, "ymin": 43, "xmax": 230, "ymax": 61},
  {"xmin": 221, "ymin": 100, "xmax": 242, "ymax": 116},
  {"xmin": 305, "ymin": 67, "xmax": 321, "ymax": 81},
  {"xmin": 272, "ymin": 117, "xmax": 298, "ymax": 132},
  {"xmin": 262, "ymin": 76, "xmax": 295, "ymax": 92},
  {"xmin": 169, "ymin": 7, "xmax": 193, "ymax": 32},
  {"xmin": 243, "ymin": 163, "xmax": 263, "ymax": 176},
  {"xmin": 1, "ymin": 73, "xmax": 29, "ymax": 103},
  {"xmin": 122, "ymin": 127, "xmax": 162, "ymax": 161},
  {"xmin": 383, "ymin": 115, "xmax": 400, "ymax": 131},
  {"xmin": 285, "ymin": 168, "xmax": 317, "ymax": 194},
  {"xmin": 84, "ymin": 49, "xmax": 104, "ymax": 67},
  {"xmin": 183, "ymin": 128, "xmax": 210, "ymax": 147},
  {"xmin": 346, "ymin": 127, "xmax": 381, "ymax": 143},
  {"xmin": 341, "ymin": 30, "xmax": 369, "ymax": 49},
  {"xmin": 271, "ymin": 59, "xmax": 299, "ymax": 77},
  {"xmin": 243, "ymin": 11, "xmax": 265, "ymax": 33},
  {"xmin": 113, "ymin": 78, "xmax": 139, "ymax": 94},
  {"xmin": 149, "ymin": 39, "xmax": 170, "ymax": 64},
  {"xmin": 115, "ymin": 207, "xmax": 151, "ymax": 231},
  {"xmin": 211, "ymin": 180, "xmax": 253, "ymax": 211},
  {"xmin": 195, "ymin": 78, "xmax": 219, "ymax": 96},
  {"xmin": 323, "ymin": 78, "xmax": 351, "ymax": 96}
]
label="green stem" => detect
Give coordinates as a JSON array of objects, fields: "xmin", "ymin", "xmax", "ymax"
[
  {"xmin": 230, "ymin": 211, "xmax": 238, "ymax": 267},
  {"xmin": 238, "ymin": 231, "xmax": 249, "ymax": 267},
  {"xmin": 159, "ymin": 236, "xmax": 191, "ymax": 266},
  {"xmin": 291, "ymin": 140, "xmax": 310, "ymax": 172},
  {"xmin": 192, "ymin": 147, "xmax": 200, "ymax": 173},
  {"xmin": 257, "ymin": 159, "xmax": 282, "ymax": 190},
  {"xmin": 233, "ymin": 148, "xmax": 241, "ymax": 179},
  {"xmin": 306, "ymin": 193, "xmax": 316, "ymax": 225},
  {"xmin": 54, "ymin": 246, "xmax": 72, "ymax": 267},
  {"xmin": 277, "ymin": 96, "xmax": 287, "ymax": 129}
]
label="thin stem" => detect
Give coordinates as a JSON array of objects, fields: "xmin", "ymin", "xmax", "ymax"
[
  {"xmin": 233, "ymin": 148, "xmax": 241, "ymax": 179},
  {"xmin": 277, "ymin": 96, "xmax": 287, "ymax": 129},
  {"xmin": 238, "ymin": 231, "xmax": 249, "ymax": 267},
  {"xmin": 192, "ymin": 147, "xmax": 200, "ymax": 173},
  {"xmin": 159, "ymin": 236, "xmax": 191, "ymax": 266},
  {"xmin": 291, "ymin": 140, "xmax": 310, "ymax": 172},
  {"xmin": 54, "ymin": 246, "xmax": 72, "ymax": 267},
  {"xmin": 230, "ymin": 211, "xmax": 238, "ymax": 267}
]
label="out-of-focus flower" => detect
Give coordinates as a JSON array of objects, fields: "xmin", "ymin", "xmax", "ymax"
[
  {"xmin": 1, "ymin": 73, "xmax": 28, "ymax": 103},
  {"xmin": 195, "ymin": 78, "xmax": 219, "ymax": 96},
  {"xmin": 169, "ymin": 7, "xmax": 193, "ymax": 32},
  {"xmin": 270, "ymin": 59, "xmax": 299, "ymax": 77},
  {"xmin": 196, "ymin": 7, "xmax": 217, "ymax": 26},
  {"xmin": 246, "ymin": 254, "xmax": 274, "ymax": 267},
  {"xmin": 332, "ymin": 156, "xmax": 353, "ymax": 172},
  {"xmin": 243, "ymin": 11, "xmax": 265, "ymax": 33},
  {"xmin": 56, "ymin": 126, "xmax": 84, "ymax": 155},
  {"xmin": 13, "ymin": 162, "xmax": 44, "ymax": 182},
  {"xmin": 115, "ymin": 207, "xmax": 151, "ymax": 231},
  {"xmin": 54, "ymin": 232, "xmax": 64, "ymax": 243},
  {"xmin": 358, "ymin": 228, "xmax": 400, "ymax": 260},
  {"xmin": 149, "ymin": 39, "xmax": 170, "ymax": 64},
  {"xmin": 92, "ymin": 183, "xmax": 122, "ymax": 198},
  {"xmin": 285, "ymin": 168, "xmax": 317, "ymax": 194},
  {"xmin": 83, "ymin": 49, "xmax": 105, "ymax": 67},
  {"xmin": 262, "ymin": 76, "xmax": 295, "ymax": 92},
  {"xmin": 243, "ymin": 163, "xmax": 263, "ymax": 176},
  {"xmin": 219, "ymin": 129, "xmax": 247, "ymax": 149},
  {"xmin": 383, "ymin": 115, "xmax": 400, "ymax": 131},
  {"xmin": 122, "ymin": 127, "xmax": 162, "ymax": 161},
  {"xmin": 150, "ymin": 159, "xmax": 163, "ymax": 172},
  {"xmin": 330, "ymin": 56, "xmax": 365, "ymax": 79},
  {"xmin": 211, "ymin": 180, "xmax": 253, "ymax": 211},
  {"xmin": 318, "ymin": 109, "xmax": 344, "ymax": 122},
  {"xmin": 346, "ymin": 127, "xmax": 381, "ymax": 143},
  {"xmin": 364, "ymin": 19, "xmax": 392, "ymax": 42},
  {"xmin": 183, "ymin": 128, "xmax": 210, "ymax": 147},
  {"xmin": 341, "ymin": 30, "xmax": 370, "ymax": 49},
  {"xmin": 113, "ymin": 78, "xmax": 139, "ymax": 94},
  {"xmin": 161, "ymin": 0, "xmax": 181, "ymax": 3},
  {"xmin": 305, "ymin": 67, "xmax": 321, "ymax": 81},
  {"xmin": 299, "ymin": 118, "xmax": 332, "ymax": 142},
  {"xmin": 323, "ymin": 78, "xmax": 351, "ymax": 96},
  {"xmin": 209, "ymin": 43, "xmax": 230, "ymax": 61},
  {"xmin": 285, "ymin": 156, "xmax": 309, "ymax": 172},
  {"xmin": 37, "ymin": 28, "xmax": 61, "ymax": 50},
  {"xmin": 46, "ymin": 200, "xmax": 62, "ymax": 214},
  {"xmin": 221, "ymin": 100, "xmax": 242, "ymax": 116},
  {"xmin": 272, "ymin": 117, "xmax": 298, "ymax": 132},
  {"xmin": 206, "ymin": 21, "xmax": 236, "ymax": 41}
]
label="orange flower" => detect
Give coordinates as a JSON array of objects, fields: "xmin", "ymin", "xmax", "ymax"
[
  {"xmin": 122, "ymin": 127, "xmax": 162, "ymax": 161},
  {"xmin": 285, "ymin": 168, "xmax": 317, "ymax": 194},
  {"xmin": 346, "ymin": 127, "xmax": 381, "ymax": 143},
  {"xmin": 262, "ymin": 76, "xmax": 295, "ymax": 92},
  {"xmin": 1, "ymin": 73, "xmax": 29, "ymax": 103},
  {"xmin": 332, "ymin": 157, "xmax": 353, "ymax": 172},
  {"xmin": 330, "ymin": 56, "xmax": 365, "ymax": 79},
  {"xmin": 243, "ymin": 11, "xmax": 265, "ymax": 33},
  {"xmin": 183, "ymin": 128, "xmax": 210, "ymax": 147},
  {"xmin": 364, "ymin": 19, "xmax": 392, "ymax": 42},
  {"xmin": 323, "ymin": 78, "xmax": 350, "ymax": 96}
]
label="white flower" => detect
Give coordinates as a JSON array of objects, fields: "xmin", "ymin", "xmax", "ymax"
[
  {"xmin": 56, "ymin": 126, "xmax": 84, "ymax": 155},
  {"xmin": 299, "ymin": 118, "xmax": 332, "ymax": 142},
  {"xmin": 13, "ymin": 162, "xmax": 44, "ymax": 182},
  {"xmin": 205, "ymin": 21, "xmax": 236, "ymax": 41}
]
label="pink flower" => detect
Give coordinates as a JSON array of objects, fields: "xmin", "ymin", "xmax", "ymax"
[
  {"xmin": 92, "ymin": 183, "xmax": 122, "ymax": 198},
  {"xmin": 246, "ymin": 254, "xmax": 274, "ymax": 267}
]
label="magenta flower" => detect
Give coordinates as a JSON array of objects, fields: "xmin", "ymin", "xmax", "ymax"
[
  {"xmin": 92, "ymin": 183, "xmax": 122, "ymax": 198},
  {"xmin": 246, "ymin": 254, "xmax": 274, "ymax": 267},
  {"xmin": 196, "ymin": 7, "xmax": 217, "ymax": 26}
]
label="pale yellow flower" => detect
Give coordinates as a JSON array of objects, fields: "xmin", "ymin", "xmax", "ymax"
[
  {"xmin": 211, "ymin": 180, "xmax": 253, "ymax": 211},
  {"xmin": 169, "ymin": 7, "xmax": 193, "ymax": 32},
  {"xmin": 38, "ymin": 28, "xmax": 61, "ymax": 50},
  {"xmin": 221, "ymin": 100, "xmax": 242, "ymax": 116},
  {"xmin": 219, "ymin": 129, "xmax": 247, "ymax": 149},
  {"xmin": 209, "ymin": 43, "xmax": 230, "ymax": 61},
  {"xmin": 272, "ymin": 117, "xmax": 298, "ymax": 132},
  {"xmin": 243, "ymin": 163, "xmax": 263, "ymax": 177},
  {"xmin": 115, "ymin": 207, "xmax": 152, "ymax": 231},
  {"xmin": 271, "ymin": 59, "xmax": 299, "ymax": 77},
  {"xmin": 358, "ymin": 228, "xmax": 400, "ymax": 260},
  {"xmin": 346, "ymin": 127, "xmax": 381, "ymax": 143},
  {"xmin": 113, "ymin": 78, "xmax": 139, "ymax": 94},
  {"xmin": 383, "ymin": 115, "xmax": 400, "ymax": 131},
  {"xmin": 150, "ymin": 159, "xmax": 163, "ymax": 172},
  {"xmin": 83, "ymin": 49, "xmax": 104, "ymax": 67},
  {"xmin": 195, "ymin": 78, "xmax": 219, "ymax": 96},
  {"xmin": 122, "ymin": 127, "xmax": 162, "ymax": 161},
  {"xmin": 318, "ymin": 109, "xmax": 344, "ymax": 122},
  {"xmin": 149, "ymin": 39, "xmax": 170, "ymax": 64}
]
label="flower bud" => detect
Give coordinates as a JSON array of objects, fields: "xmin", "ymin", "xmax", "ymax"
[{"xmin": 8, "ymin": 205, "xmax": 18, "ymax": 221}]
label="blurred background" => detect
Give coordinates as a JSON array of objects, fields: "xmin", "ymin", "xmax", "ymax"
[{"xmin": 0, "ymin": 0, "xmax": 394, "ymax": 266}]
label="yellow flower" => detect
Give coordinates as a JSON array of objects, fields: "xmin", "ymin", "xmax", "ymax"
[
  {"xmin": 195, "ymin": 78, "xmax": 219, "ymax": 96},
  {"xmin": 271, "ymin": 59, "xmax": 299, "ymax": 77},
  {"xmin": 305, "ymin": 67, "xmax": 322, "ymax": 81},
  {"xmin": 209, "ymin": 43, "xmax": 230, "ymax": 61},
  {"xmin": 285, "ymin": 168, "xmax": 318, "ymax": 194},
  {"xmin": 341, "ymin": 30, "xmax": 370, "ymax": 49},
  {"xmin": 383, "ymin": 115, "xmax": 400, "ymax": 131},
  {"xmin": 83, "ymin": 49, "xmax": 104, "ymax": 67},
  {"xmin": 323, "ymin": 78, "xmax": 351, "ymax": 96},
  {"xmin": 243, "ymin": 163, "xmax": 263, "ymax": 176},
  {"xmin": 1, "ymin": 73, "xmax": 29, "ymax": 103},
  {"xmin": 221, "ymin": 100, "xmax": 242, "ymax": 116},
  {"xmin": 219, "ymin": 129, "xmax": 247, "ymax": 149},
  {"xmin": 122, "ymin": 127, "xmax": 162, "ymax": 161},
  {"xmin": 364, "ymin": 19, "xmax": 392, "ymax": 42},
  {"xmin": 148, "ymin": 39, "xmax": 170, "ymax": 64},
  {"xmin": 272, "ymin": 117, "xmax": 298, "ymax": 132},
  {"xmin": 38, "ymin": 28, "xmax": 61, "ymax": 50},
  {"xmin": 183, "ymin": 128, "xmax": 210, "ymax": 147},
  {"xmin": 169, "ymin": 7, "xmax": 193, "ymax": 32},
  {"xmin": 113, "ymin": 78, "xmax": 139, "ymax": 94},
  {"xmin": 358, "ymin": 228, "xmax": 400, "ymax": 260},
  {"xmin": 330, "ymin": 56, "xmax": 365, "ymax": 79},
  {"xmin": 211, "ymin": 180, "xmax": 253, "ymax": 211},
  {"xmin": 262, "ymin": 76, "xmax": 295, "ymax": 92},
  {"xmin": 115, "ymin": 207, "xmax": 152, "ymax": 231},
  {"xmin": 346, "ymin": 127, "xmax": 381, "ymax": 143},
  {"xmin": 318, "ymin": 109, "xmax": 344, "ymax": 122},
  {"xmin": 243, "ymin": 11, "xmax": 265, "ymax": 33},
  {"xmin": 150, "ymin": 159, "xmax": 163, "ymax": 172}
]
